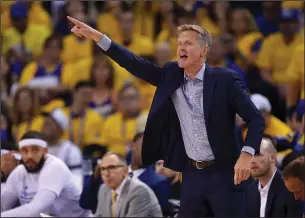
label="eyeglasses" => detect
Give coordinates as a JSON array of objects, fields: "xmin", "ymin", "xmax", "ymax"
[{"xmin": 100, "ymin": 165, "xmax": 126, "ymax": 174}]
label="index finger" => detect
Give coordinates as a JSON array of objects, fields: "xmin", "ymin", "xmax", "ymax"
[{"xmin": 67, "ymin": 16, "xmax": 84, "ymax": 26}]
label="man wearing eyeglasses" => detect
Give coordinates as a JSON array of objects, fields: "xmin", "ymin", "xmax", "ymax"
[{"xmin": 95, "ymin": 152, "xmax": 162, "ymax": 217}]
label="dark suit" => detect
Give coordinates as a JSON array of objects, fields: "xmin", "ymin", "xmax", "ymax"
[
  {"xmin": 102, "ymin": 40, "xmax": 265, "ymax": 216},
  {"xmin": 245, "ymin": 170, "xmax": 304, "ymax": 217},
  {"xmin": 79, "ymin": 165, "xmax": 169, "ymax": 213}
]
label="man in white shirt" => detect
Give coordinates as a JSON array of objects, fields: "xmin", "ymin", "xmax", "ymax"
[
  {"xmin": 245, "ymin": 138, "xmax": 303, "ymax": 217},
  {"xmin": 0, "ymin": 131, "xmax": 91, "ymax": 217},
  {"xmin": 42, "ymin": 108, "xmax": 83, "ymax": 189},
  {"xmin": 95, "ymin": 152, "xmax": 162, "ymax": 217}
]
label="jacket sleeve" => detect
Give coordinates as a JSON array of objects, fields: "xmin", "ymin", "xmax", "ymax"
[
  {"xmin": 228, "ymin": 71, "xmax": 265, "ymax": 155},
  {"xmin": 79, "ymin": 175, "xmax": 102, "ymax": 213},
  {"xmin": 97, "ymin": 35, "xmax": 164, "ymax": 86}
]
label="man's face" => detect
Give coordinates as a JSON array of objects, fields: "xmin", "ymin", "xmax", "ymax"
[
  {"xmin": 100, "ymin": 154, "xmax": 128, "ymax": 190},
  {"xmin": 20, "ymin": 145, "xmax": 46, "ymax": 173},
  {"xmin": 120, "ymin": 12, "xmax": 134, "ymax": 34},
  {"xmin": 284, "ymin": 177, "xmax": 304, "ymax": 201},
  {"xmin": 250, "ymin": 147, "xmax": 274, "ymax": 178},
  {"xmin": 280, "ymin": 20, "xmax": 299, "ymax": 37},
  {"xmin": 131, "ymin": 135, "xmax": 143, "ymax": 165},
  {"xmin": 207, "ymin": 39, "xmax": 225, "ymax": 64},
  {"xmin": 42, "ymin": 117, "xmax": 61, "ymax": 141},
  {"xmin": 155, "ymin": 43, "xmax": 172, "ymax": 67},
  {"xmin": 119, "ymin": 87, "xmax": 140, "ymax": 115},
  {"xmin": 44, "ymin": 40, "xmax": 62, "ymax": 61},
  {"xmin": 17, "ymin": 90, "xmax": 33, "ymax": 114},
  {"xmin": 177, "ymin": 30, "xmax": 207, "ymax": 69}
]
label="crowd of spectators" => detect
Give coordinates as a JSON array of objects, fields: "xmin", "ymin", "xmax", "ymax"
[{"xmin": 1, "ymin": 1, "xmax": 304, "ymax": 217}]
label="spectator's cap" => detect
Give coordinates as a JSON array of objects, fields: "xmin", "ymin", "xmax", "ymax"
[
  {"xmin": 250, "ymin": 94, "xmax": 272, "ymax": 113},
  {"xmin": 296, "ymin": 99, "xmax": 305, "ymax": 120},
  {"xmin": 10, "ymin": 2, "xmax": 28, "ymax": 19},
  {"xmin": 50, "ymin": 108, "xmax": 69, "ymax": 130},
  {"xmin": 136, "ymin": 112, "xmax": 148, "ymax": 134},
  {"xmin": 280, "ymin": 8, "xmax": 300, "ymax": 21}
]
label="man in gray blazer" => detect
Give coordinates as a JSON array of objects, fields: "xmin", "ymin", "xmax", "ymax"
[{"xmin": 95, "ymin": 152, "xmax": 162, "ymax": 217}]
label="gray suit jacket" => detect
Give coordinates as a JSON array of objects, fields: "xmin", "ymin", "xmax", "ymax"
[{"xmin": 95, "ymin": 177, "xmax": 163, "ymax": 217}]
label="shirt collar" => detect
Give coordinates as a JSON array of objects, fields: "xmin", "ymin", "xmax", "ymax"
[
  {"xmin": 113, "ymin": 176, "xmax": 128, "ymax": 196},
  {"xmin": 258, "ymin": 168, "xmax": 277, "ymax": 192},
  {"xmin": 184, "ymin": 63, "xmax": 206, "ymax": 81}
]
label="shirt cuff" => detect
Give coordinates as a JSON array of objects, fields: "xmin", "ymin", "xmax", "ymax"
[
  {"xmin": 97, "ymin": 34, "xmax": 111, "ymax": 51},
  {"xmin": 241, "ymin": 146, "xmax": 255, "ymax": 156}
]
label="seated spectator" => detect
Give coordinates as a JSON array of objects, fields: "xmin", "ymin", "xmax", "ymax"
[
  {"xmin": 61, "ymin": 11, "xmax": 94, "ymax": 64},
  {"xmin": 239, "ymin": 94, "xmax": 293, "ymax": 164},
  {"xmin": 61, "ymin": 81, "xmax": 105, "ymax": 154},
  {"xmin": 108, "ymin": 7, "xmax": 155, "ymax": 92},
  {"xmin": 255, "ymin": 2, "xmax": 281, "ymax": 37},
  {"xmin": 285, "ymin": 44, "xmax": 304, "ymax": 121},
  {"xmin": 207, "ymin": 36, "xmax": 247, "ymax": 90},
  {"xmin": 41, "ymin": 108, "xmax": 83, "ymax": 188},
  {"xmin": 80, "ymin": 119, "xmax": 169, "ymax": 214},
  {"xmin": 256, "ymin": 8, "xmax": 303, "ymax": 94},
  {"xmin": 101, "ymin": 84, "xmax": 144, "ymax": 156},
  {"xmin": 283, "ymin": 156, "xmax": 305, "ymax": 202},
  {"xmin": 245, "ymin": 138, "xmax": 303, "ymax": 217},
  {"xmin": 11, "ymin": 87, "xmax": 45, "ymax": 141},
  {"xmin": 1, "ymin": 1, "xmax": 52, "ymax": 33},
  {"xmin": 274, "ymin": 100, "xmax": 304, "ymax": 155},
  {"xmin": 19, "ymin": 34, "xmax": 76, "ymax": 113},
  {"xmin": 95, "ymin": 152, "xmax": 162, "ymax": 217},
  {"xmin": 0, "ymin": 131, "xmax": 91, "ymax": 217},
  {"xmin": 229, "ymin": 8, "xmax": 263, "ymax": 67},
  {"xmin": 89, "ymin": 57, "xmax": 116, "ymax": 118},
  {"xmin": 2, "ymin": 2, "xmax": 51, "ymax": 62}
]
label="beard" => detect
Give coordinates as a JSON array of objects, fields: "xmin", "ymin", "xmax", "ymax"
[{"xmin": 21, "ymin": 155, "xmax": 46, "ymax": 173}]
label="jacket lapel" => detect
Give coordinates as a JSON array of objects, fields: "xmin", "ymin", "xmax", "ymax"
[
  {"xmin": 265, "ymin": 171, "xmax": 280, "ymax": 217},
  {"xmin": 203, "ymin": 65, "xmax": 216, "ymax": 125},
  {"xmin": 104, "ymin": 188, "xmax": 112, "ymax": 217}
]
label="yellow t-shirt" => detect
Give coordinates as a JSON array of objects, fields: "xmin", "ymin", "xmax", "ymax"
[
  {"xmin": 237, "ymin": 32, "xmax": 263, "ymax": 61},
  {"xmin": 2, "ymin": 24, "xmax": 51, "ymax": 58},
  {"xmin": 101, "ymin": 112, "xmax": 144, "ymax": 156},
  {"xmin": 285, "ymin": 45, "xmax": 305, "ymax": 99},
  {"xmin": 282, "ymin": 1, "xmax": 304, "ymax": 9},
  {"xmin": 61, "ymin": 108, "xmax": 104, "ymax": 150},
  {"xmin": 19, "ymin": 62, "xmax": 77, "ymax": 89},
  {"xmin": 134, "ymin": 79, "xmax": 156, "ymax": 112},
  {"xmin": 13, "ymin": 115, "xmax": 45, "ymax": 141},
  {"xmin": 61, "ymin": 34, "xmax": 93, "ymax": 64},
  {"xmin": 256, "ymin": 32, "xmax": 304, "ymax": 85},
  {"xmin": 1, "ymin": 2, "xmax": 52, "ymax": 33},
  {"xmin": 41, "ymin": 99, "xmax": 65, "ymax": 114}
]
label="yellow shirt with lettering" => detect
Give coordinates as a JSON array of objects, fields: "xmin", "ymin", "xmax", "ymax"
[
  {"xmin": 2, "ymin": 24, "xmax": 51, "ymax": 58},
  {"xmin": 285, "ymin": 45, "xmax": 305, "ymax": 99},
  {"xmin": 1, "ymin": 2, "xmax": 52, "ymax": 33},
  {"xmin": 19, "ymin": 62, "xmax": 77, "ymax": 89},
  {"xmin": 61, "ymin": 108, "xmax": 104, "ymax": 150},
  {"xmin": 61, "ymin": 34, "xmax": 93, "ymax": 64},
  {"xmin": 13, "ymin": 115, "xmax": 45, "ymax": 141},
  {"xmin": 256, "ymin": 32, "xmax": 304, "ymax": 85}
]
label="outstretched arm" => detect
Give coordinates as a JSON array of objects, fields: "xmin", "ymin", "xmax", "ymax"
[{"xmin": 67, "ymin": 16, "xmax": 164, "ymax": 86}]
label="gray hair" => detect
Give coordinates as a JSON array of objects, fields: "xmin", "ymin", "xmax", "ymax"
[{"xmin": 177, "ymin": 24, "xmax": 212, "ymax": 48}]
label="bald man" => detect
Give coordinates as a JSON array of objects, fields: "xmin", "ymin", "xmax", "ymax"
[{"xmin": 245, "ymin": 138, "xmax": 303, "ymax": 217}]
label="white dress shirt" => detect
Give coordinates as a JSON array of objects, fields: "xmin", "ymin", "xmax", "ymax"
[{"xmin": 258, "ymin": 169, "xmax": 277, "ymax": 217}]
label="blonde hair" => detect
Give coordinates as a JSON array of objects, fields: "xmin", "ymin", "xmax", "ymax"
[{"xmin": 177, "ymin": 24, "xmax": 212, "ymax": 48}]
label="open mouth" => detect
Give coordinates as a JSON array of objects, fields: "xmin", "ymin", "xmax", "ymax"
[{"xmin": 180, "ymin": 55, "xmax": 188, "ymax": 59}]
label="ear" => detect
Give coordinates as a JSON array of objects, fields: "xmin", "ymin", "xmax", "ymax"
[{"xmin": 201, "ymin": 46, "xmax": 208, "ymax": 57}]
